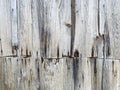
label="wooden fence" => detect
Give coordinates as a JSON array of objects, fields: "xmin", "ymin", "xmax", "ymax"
[{"xmin": 0, "ymin": 0, "xmax": 120, "ymax": 90}]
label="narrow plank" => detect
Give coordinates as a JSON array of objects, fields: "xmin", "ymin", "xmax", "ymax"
[
  {"xmin": 63, "ymin": 57, "xmax": 74, "ymax": 90},
  {"xmin": 0, "ymin": 0, "xmax": 12, "ymax": 56},
  {"xmin": 74, "ymin": 0, "xmax": 99, "ymax": 58},
  {"xmin": 111, "ymin": 60, "xmax": 119, "ymax": 90},
  {"xmin": 59, "ymin": 0, "xmax": 71, "ymax": 57},
  {"xmin": 90, "ymin": 58, "xmax": 120, "ymax": 90},
  {"xmin": 103, "ymin": 0, "xmax": 120, "ymax": 59},
  {"xmin": 39, "ymin": 0, "xmax": 71, "ymax": 58},
  {"xmin": 64, "ymin": 57, "xmax": 92, "ymax": 90},
  {"xmin": 31, "ymin": 0, "xmax": 41, "ymax": 57},
  {"xmin": 0, "ymin": 58, "xmax": 3, "ymax": 90},
  {"xmin": 18, "ymin": 0, "xmax": 32, "ymax": 56},
  {"xmin": 102, "ymin": 59, "xmax": 113, "ymax": 90},
  {"xmin": 40, "ymin": 58, "xmax": 64, "ymax": 90},
  {"xmin": 10, "ymin": 0, "xmax": 18, "ymax": 56}
]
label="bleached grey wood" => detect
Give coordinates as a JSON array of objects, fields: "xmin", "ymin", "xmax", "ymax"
[
  {"xmin": 0, "ymin": 0, "xmax": 12, "ymax": 56},
  {"xmin": 104, "ymin": 0, "xmax": 120, "ymax": 59},
  {"xmin": 18, "ymin": 0, "xmax": 32, "ymax": 56},
  {"xmin": 39, "ymin": 0, "xmax": 71, "ymax": 58},
  {"xmin": 31, "ymin": 0, "xmax": 40, "ymax": 57},
  {"xmin": 0, "ymin": 0, "xmax": 120, "ymax": 90},
  {"xmin": 10, "ymin": 0, "xmax": 18, "ymax": 54},
  {"xmin": 74, "ymin": 0, "xmax": 99, "ymax": 58}
]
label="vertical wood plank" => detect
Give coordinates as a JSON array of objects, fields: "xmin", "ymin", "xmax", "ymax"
[
  {"xmin": 63, "ymin": 58, "xmax": 74, "ymax": 90},
  {"xmin": 0, "ymin": 0, "xmax": 12, "ymax": 56},
  {"xmin": 74, "ymin": 0, "xmax": 99, "ymax": 58},
  {"xmin": 18, "ymin": 0, "xmax": 32, "ymax": 56},
  {"xmin": 10, "ymin": 0, "xmax": 18, "ymax": 56},
  {"xmin": 31, "ymin": 0, "xmax": 41, "ymax": 57},
  {"xmin": 40, "ymin": 58, "xmax": 64, "ymax": 90},
  {"xmin": 104, "ymin": 0, "xmax": 120, "ymax": 59},
  {"xmin": 39, "ymin": 0, "xmax": 71, "ymax": 58}
]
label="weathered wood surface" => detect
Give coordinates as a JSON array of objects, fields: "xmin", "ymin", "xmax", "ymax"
[
  {"xmin": 1, "ymin": 57, "xmax": 120, "ymax": 90},
  {"xmin": 0, "ymin": 0, "xmax": 120, "ymax": 90}
]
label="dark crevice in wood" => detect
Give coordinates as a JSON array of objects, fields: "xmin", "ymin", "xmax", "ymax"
[
  {"xmin": 66, "ymin": 58, "xmax": 70, "ymax": 70},
  {"xmin": 73, "ymin": 57, "xmax": 79, "ymax": 90},
  {"xmin": 41, "ymin": 57, "xmax": 44, "ymax": 63},
  {"xmin": 98, "ymin": 0, "xmax": 101, "ymax": 36},
  {"xmin": 71, "ymin": 0, "xmax": 76, "ymax": 56},
  {"xmin": 65, "ymin": 23, "xmax": 72, "ymax": 28},
  {"xmin": 82, "ymin": 73, "xmax": 84, "ymax": 82},
  {"xmin": 44, "ymin": 31, "xmax": 51, "ymax": 57},
  {"xmin": 91, "ymin": 46, "xmax": 94, "ymax": 57},
  {"xmin": 37, "ymin": 0, "xmax": 44, "ymax": 57},
  {"xmin": 26, "ymin": 49, "xmax": 29, "ymax": 56},
  {"xmin": 25, "ymin": 49, "xmax": 31, "ymax": 58},
  {"xmin": 0, "ymin": 39, "xmax": 3, "ymax": 55},
  {"xmin": 35, "ymin": 58, "xmax": 40, "ymax": 89},
  {"xmin": 36, "ymin": 51, "xmax": 38, "ymax": 56},
  {"xmin": 101, "ymin": 32, "xmax": 105, "ymax": 90},
  {"xmin": 104, "ymin": 20, "xmax": 111, "ymax": 57},
  {"xmin": 25, "ymin": 59, "xmax": 27, "ymax": 66},
  {"xmin": 74, "ymin": 50, "xmax": 79, "ymax": 57},
  {"xmin": 57, "ymin": 45, "xmax": 59, "ymax": 58},
  {"xmin": 1, "ymin": 49, "xmax": 3, "ymax": 56},
  {"xmin": 112, "ymin": 61, "xmax": 114, "ymax": 74},
  {"xmin": 22, "ymin": 59, "xmax": 23, "ymax": 64},
  {"xmin": 91, "ymin": 34, "xmax": 104, "ymax": 57},
  {"xmin": 94, "ymin": 58, "xmax": 97, "ymax": 75},
  {"xmin": 44, "ymin": 32, "xmax": 47, "ymax": 57},
  {"xmin": 55, "ymin": 59, "xmax": 59, "ymax": 64},
  {"xmin": 21, "ymin": 48, "xmax": 23, "ymax": 56},
  {"xmin": 12, "ymin": 45, "xmax": 18, "ymax": 55}
]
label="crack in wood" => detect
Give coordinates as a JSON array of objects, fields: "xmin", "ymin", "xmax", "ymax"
[{"xmin": 71, "ymin": 0, "xmax": 75, "ymax": 56}]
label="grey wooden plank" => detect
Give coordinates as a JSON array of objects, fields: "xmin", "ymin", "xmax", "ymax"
[
  {"xmin": 10, "ymin": 0, "xmax": 18, "ymax": 56},
  {"xmin": 38, "ymin": 0, "xmax": 71, "ymax": 58},
  {"xmin": 103, "ymin": 0, "xmax": 120, "ymax": 59},
  {"xmin": 74, "ymin": 0, "xmax": 99, "ymax": 58},
  {"xmin": 18, "ymin": 0, "xmax": 32, "ymax": 56},
  {"xmin": 0, "ymin": 0, "xmax": 12, "ymax": 56}
]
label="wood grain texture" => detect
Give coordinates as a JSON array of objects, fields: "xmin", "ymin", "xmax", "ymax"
[
  {"xmin": 0, "ymin": 0, "xmax": 120, "ymax": 90},
  {"xmin": 0, "ymin": 0, "xmax": 12, "ymax": 56},
  {"xmin": 102, "ymin": 0, "xmax": 120, "ymax": 59},
  {"xmin": 18, "ymin": 0, "xmax": 32, "ymax": 56},
  {"xmin": 74, "ymin": 0, "xmax": 99, "ymax": 58},
  {"xmin": 38, "ymin": 0, "xmax": 71, "ymax": 58}
]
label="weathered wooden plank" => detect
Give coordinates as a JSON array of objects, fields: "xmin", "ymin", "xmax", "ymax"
[
  {"xmin": 64, "ymin": 57, "xmax": 92, "ymax": 90},
  {"xmin": 90, "ymin": 58, "xmax": 120, "ymax": 90},
  {"xmin": 2, "ymin": 57, "xmax": 120, "ymax": 90},
  {"xmin": 18, "ymin": 0, "xmax": 32, "ymax": 56},
  {"xmin": 10, "ymin": 0, "xmax": 18, "ymax": 56},
  {"xmin": 74, "ymin": 0, "xmax": 99, "ymax": 58},
  {"xmin": 31, "ymin": 0, "xmax": 41, "ymax": 57},
  {"xmin": 100, "ymin": 0, "xmax": 120, "ymax": 59},
  {"xmin": 102, "ymin": 59, "xmax": 112, "ymax": 90},
  {"xmin": 0, "ymin": 58, "xmax": 3, "ymax": 90},
  {"xmin": 63, "ymin": 58, "xmax": 74, "ymax": 90},
  {"xmin": 40, "ymin": 58, "xmax": 64, "ymax": 90},
  {"xmin": 0, "ymin": 0, "xmax": 12, "ymax": 56},
  {"xmin": 39, "ymin": 0, "xmax": 71, "ymax": 58}
]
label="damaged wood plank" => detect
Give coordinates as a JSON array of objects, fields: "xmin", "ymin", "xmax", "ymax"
[
  {"xmin": 17, "ymin": 0, "xmax": 32, "ymax": 56},
  {"xmin": 10, "ymin": 0, "xmax": 18, "ymax": 56},
  {"xmin": 102, "ymin": 0, "xmax": 120, "ymax": 59},
  {"xmin": 0, "ymin": 0, "xmax": 12, "ymax": 56},
  {"xmin": 31, "ymin": 0, "xmax": 41, "ymax": 57},
  {"xmin": 73, "ymin": 0, "xmax": 99, "ymax": 58},
  {"xmin": 39, "ymin": 0, "xmax": 71, "ymax": 58}
]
